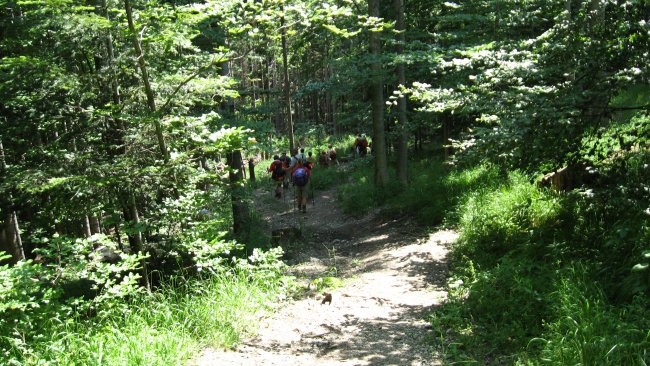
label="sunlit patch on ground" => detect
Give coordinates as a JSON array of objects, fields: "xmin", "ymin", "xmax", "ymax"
[
  {"xmin": 424, "ymin": 230, "xmax": 459, "ymax": 246},
  {"xmin": 360, "ymin": 234, "xmax": 389, "ymax": 244}
]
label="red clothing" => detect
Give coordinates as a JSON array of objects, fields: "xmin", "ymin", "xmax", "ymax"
[
  {"xmin": 269, "ymin": 160, "xmax": 285, "ymax": 181},
  {"xmin": 355, "ymin": 138, "xmax": 368, "ymax": 148}
]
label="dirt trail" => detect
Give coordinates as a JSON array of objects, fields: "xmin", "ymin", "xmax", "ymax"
[{"xmin": 195, "ymin": 184, "xmax": 457, "ymax": 366}]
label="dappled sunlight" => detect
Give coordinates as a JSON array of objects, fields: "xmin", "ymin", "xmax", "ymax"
[
  {"xmin": 198, "ymin": 186, "xmax": 455, "ymax": 365},
  {"xmin": 360, "ymin": 234, "xmax": 389, "ymax": 244},
  {"xmin": 423, "ymin": 230, "xmax": 459, "ymax": 247}
]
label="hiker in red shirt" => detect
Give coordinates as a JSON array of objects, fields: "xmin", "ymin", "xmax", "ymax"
[
  {"xmin": 268, "ymin": 155, "xmax": 286, "ymax": 198},
  {"xmin": 354, "ymin": 134, "xmax": 368, "ymax": 157}
]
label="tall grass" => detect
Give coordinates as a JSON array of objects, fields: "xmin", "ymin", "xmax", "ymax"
[
  {"xmin": 535, "ymin": 266, "xmax": 650, "ymax": 365},
  {"xmin": 336, "ymin": 157, "xmax": 396, "ymax": 216},
  {"xmin": 5, "ymin": 266, "xmax": 288, "ymax": 365}
]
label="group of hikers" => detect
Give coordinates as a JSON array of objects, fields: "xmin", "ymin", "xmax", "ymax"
[
  {"xmin": 267, "ymin": 135, "xmax": 369, "ymax": 213},
  {"xmin": 267, "ymin": 145, "xmax": 337, "ymax": 213}
]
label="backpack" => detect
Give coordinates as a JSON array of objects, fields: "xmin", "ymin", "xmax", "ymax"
[
  {"xmin": 296, "ymin": 154, "xmax": 307, "ymax": 166},
  {"xmin": 293, "ymin": 167, "xmax": 309, "ymax": 186},
  {"xmin": 271, "ymin": 160, "xmax": 284, "ymax": 180},
  {"xmin": 360, "ymin": 138, "xmax": 368, "ymax": 148}
]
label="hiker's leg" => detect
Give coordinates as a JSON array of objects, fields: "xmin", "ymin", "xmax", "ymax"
[
  {"xmin": 300, "ymin": 187, "xmax": 308, "ymax": 212},
  {"xmin": 294, "ymin": 186, "xmax": 300, "ymax": 210},
  {"xmin": 298, "ymin": 186, "xmax": 307, "ymax": 212}
]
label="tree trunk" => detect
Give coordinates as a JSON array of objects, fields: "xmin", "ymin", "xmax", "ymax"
[
  {"xmin": 83, "ymin": 215, "xmax": 93, "ymax": 238},
  {"xmin": 281, "ymin": 11, "xmax": 295, "ymax": 151},
  {"xmin": 0, "ymin": 139, "xmax": 25, "ymax": 264},
  {"xmin": 0, "ymin": 212, "xmax": 25, "ymax": 264},
  {"xmin": 0, "ymin": 138, "xmax": 5, "ymax": 172},
  {"xmin": 114, "ymin": 223, "xmax": 124, "ymax": 250},
  {"xmin": 89, "ymin": 215, "xmax": 101, "ymax": 234},
  {"xmin": 394, "ymin": 0, "xmax": 408, "ymax": 186},
  {"xmin": 221, "ymin": 58, "xmax": 236, "ymax": 114},
  {"xmin": 227, "ymin": 150, "xmax": 249, "ymax": 236},
  {"xmin": 96, "ymin": 0, "xmax": 127, "ymax": 156},
  {"xmin": 443, "ymin": 117, "xmax": 452, "ymax": 160},
  {"xmin": 248, "ymin": 158, "xmax": 256, "ymax": 182},
  {"xmin": 124, "ymin": 0, "xmax": 169, "ymax": 161},
  {"xmin": 128, "ymin": 193, "xmax": 151, "ymax": 291},
  {"xmin": 368, "ymin": 0, "xmax": 389, "ymax": 187}
]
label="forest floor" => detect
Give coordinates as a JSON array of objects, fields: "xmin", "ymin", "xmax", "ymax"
[{"xmin": 194, "ymin": 182, "xmax": 457, "ymax": 366}]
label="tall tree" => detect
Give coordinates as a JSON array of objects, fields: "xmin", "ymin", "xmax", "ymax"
[
  {"xmin": 124, "ymin": 0, "xmax": 169, "ymax": 161},
  {"xmin": 368, "ymin": 0, "xmax": 389, "ymax": 187},
  {"xmin": 394, "ymin": 0, "xmax": 408, "ymax": 186},
  {"xmin": 227, "ymin": 150, "xmax": 249, "ymax": 236},
  {"xmin": 281, "ymin": 9, "xmax": 296, "ymax": 151}
]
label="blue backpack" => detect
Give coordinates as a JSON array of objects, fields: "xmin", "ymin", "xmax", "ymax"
[{"xmin": 293, "ymin": 167, "xmax": 309, "ymax": 186}]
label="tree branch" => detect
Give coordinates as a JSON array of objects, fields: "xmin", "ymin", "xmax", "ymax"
[
  {"xmin": 608, "ymin": 104, "xmax": 650, "ymax": 112},
  {"xmin": 158, "ymin": 54, "xmax": 228, "ymax": 115}
]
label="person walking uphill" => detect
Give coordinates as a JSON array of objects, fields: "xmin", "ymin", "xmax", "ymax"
[
  {"xmin": 319, "ymin": 150, "xmax": 329, "ymax": 167},
  {"xmin": 307, "ymin": 151, "xmax": 316, "ymax": 170},
  {"xmin": 279, "ymin": 152, "xmax": 291, "ymax": 189},
  {"xmin": 290, "ymin": 150, "xmax": 310, "ymax": 213},
  {"xmin": 268, "ymin": 155, "xmax": 286, "ymax": 198},
  {"xmin": 354, "ymin": 134, "xmax": 368, "ymax": 157},
  {"xmin": 328, "ymin": 144, "xmax": 338, "ymax": 165}
]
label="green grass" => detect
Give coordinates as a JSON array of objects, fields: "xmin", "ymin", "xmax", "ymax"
[
  {"xmin": 336, "ymin": 157, "xmax": 389, "ymax": 216},
  {"xmin": 4, "ymin": 267, "xmax": 288, "ymax": 365},
  {"xmin": 455, "ymin": 171, "xmax": 563, "ymax": 264},
  {"xmin": 535, "ymin": 266, "xmax": 650, "ymax": 365},
  {"xmin": 308, "ymin": 162, "xmax": 345, "ymax": 190}
]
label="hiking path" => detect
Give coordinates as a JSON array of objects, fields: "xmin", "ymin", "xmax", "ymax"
[{"xmin": 195, "ymin": 180, "xmax": 457, "ymax": 366}]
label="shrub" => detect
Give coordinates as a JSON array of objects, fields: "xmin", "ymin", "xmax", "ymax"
[{"xmin": 455, "ymin": 172, "xmax": 562, "ymax": 266}]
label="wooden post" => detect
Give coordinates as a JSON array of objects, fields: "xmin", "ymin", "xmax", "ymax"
[{"xmin": 248, "ymin": 158, "xmax": 256, "ymax": 182}]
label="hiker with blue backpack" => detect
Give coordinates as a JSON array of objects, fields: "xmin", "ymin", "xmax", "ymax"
[{"xmin": 290, "ymin": 149, "xmax": 310, "ymax": 213}]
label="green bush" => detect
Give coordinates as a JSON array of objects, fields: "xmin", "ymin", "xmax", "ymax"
[
  {"xmin": 337, "ymin": 158, "xmax": 384, "ymax": 216},
  {"xmin": 455, "ymin": 172, "xmax": 562, "ymax": 266}
]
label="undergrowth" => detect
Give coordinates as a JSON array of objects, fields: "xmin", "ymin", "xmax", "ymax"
[
  {"xmin": 430, "ymin": 157, "xmax": 649, "ymax": 365},
  {"xmin": 335, "ymin": 152, "xmax": 650, "ymax": 365},
  {"xmin": 1, "ymin": 247, "xmax": 290, "ymax": 365}
]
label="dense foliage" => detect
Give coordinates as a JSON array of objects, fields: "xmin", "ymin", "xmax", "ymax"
[{"xmin": 1, "ymin": 0, "xmax": 648, "ymax": 364}]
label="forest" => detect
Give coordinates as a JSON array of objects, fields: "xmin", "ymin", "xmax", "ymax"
[{"xmin": 1, "ymin": 0, "xmax": 649, "ymax": 364}]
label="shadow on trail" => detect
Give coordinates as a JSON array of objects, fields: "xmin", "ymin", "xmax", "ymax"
[
  {"xmin": 241, "ymin": 186, "xmax": 454, "ymax": 365},
  {"xmin": 295, "ymin": 225, "xmax": 451, "ymax": 364},
  {"xmin": 316, "ymin": 309, "xmax": 436, "ymax": 364}
]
